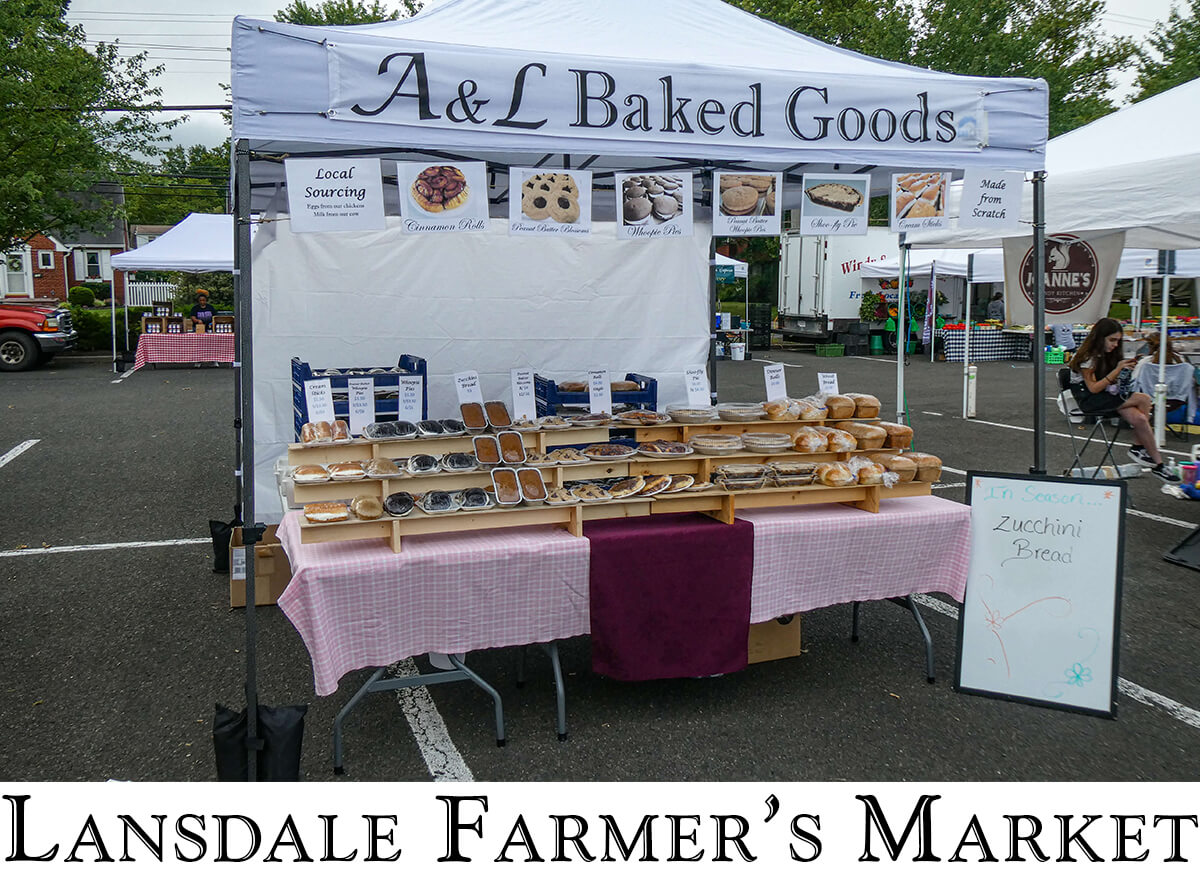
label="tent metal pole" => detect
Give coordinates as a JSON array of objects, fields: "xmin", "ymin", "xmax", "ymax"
[
  {"xmin": 896, "ymin": 233, "xmax": 907, "ymax": 424},
  {"xmin": 111, "ymin": 292, "xmax": 117, "ymax": 374},
  {"xmin": 1154, "ymin": 253, "xmax": 1174, "ymax": 448},
  {"xmin": 234, "ymin": 138, "xmax": 260, "ymax": 781},
  {"xmin": 708, "ymin": 235, "xmax": 718, "ymax": 405},
  {"xmin": 1031, "ymin": 171, "xmax": 1047, "ymax": 475},
  {"xmin": 963, "ymin": 254, "xmax": 974, "ymax": 418}
]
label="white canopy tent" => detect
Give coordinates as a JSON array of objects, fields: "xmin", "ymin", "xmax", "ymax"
[
  {"xmin": 111, "ymin": 212, "xmax": 238, "ymax": 273},
  {"xmin": 228, "ymin": 0, "xmax": 1049, "ymax": 776},
  {"xmin": 860, "ymin": 247, "xmax": 1200, "ymax": 282}
]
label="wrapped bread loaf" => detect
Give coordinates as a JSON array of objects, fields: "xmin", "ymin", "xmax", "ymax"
[
  {"xmin": 314, "ymin": 420, "xmax": 334, "ymax": 442},
  {"xmin": 293, "ymin": 464, "xmax": 329, "ymax": 483},
  {"xmin": 834, "ymin": 420, "xmax": 887, "ymax": 449},
  {"xmin": 763, "ymin": 398, "xmax": 801, "ymax": 421},
  {"xmin": 351, "ymin": 495, "xmax": 383, "ymax": 520},
  {"xmin": 877, "ymin": 421, "xmax": 914, "ymax": 449},
  {"xmin": 815, "ymin": 461, "xmax": 855, "ymax": 487},
  {"xmin": 847, "ymin": 457, "xmax": 885, "ymax": 485},
  {"xmin": 905, "ymin": 452, "xmax": 943, "ymax": 482},
  {"xmin": 331, "ymin": 419, "xmax": 351, "ymax": 441},
  {"xmin": 793, "ymin": 427, "xmax": 828, "ymax": 453},
  {"xmin": 796, "ymin": 395, "xmax": 829, "ymax": 421},
  {"xmin": 812, "ymin": 426, "xmax": 857, "ymax": 452},
  {"xmin": 824, "ymin": 394, "xmax": 856, "ymax": 419},
  {"xmin": 304, "ymin": 501, "xmax": 349, "ymax": 523},
  {"xmin": 868, "ymin": 452, "xmax": 917, "ymax": 483},
  {"xmin": 557, "ymin": 380, "xmax": 587, "ymax": 392},
  {"xmin": 845, "ymin": 393, "xmax": 881, "ymax": 418}
]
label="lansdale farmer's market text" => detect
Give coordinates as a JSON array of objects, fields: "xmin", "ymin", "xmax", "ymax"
[{"xmin": 5, "ymin": 793, "xmax": 1198, "ymax": 863}]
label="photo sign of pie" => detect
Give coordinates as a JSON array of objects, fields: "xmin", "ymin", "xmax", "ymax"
[
  {"xmin": 890, "ymin": 171, "xmax": 951, "ymax": 232},
  {"xmin": 712, "ymin": 171, "xmax": 782, "ymax": 237},
  {"xmin": 507, "ymin": 168, "xmax": 593, "ymax": 236},
  {"xmin": 398, "ymin": 161, "xmax": 489, "ymax": 234},
  {"xmin": 797, "ymin": 173, "xmax": 870, "ymax": 237},
  {"xmin": 615, "ymin": 171, "xmax": 694, "ymax": 241}
]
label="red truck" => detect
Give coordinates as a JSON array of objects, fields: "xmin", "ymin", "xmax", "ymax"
[{"xmin": 0, "ymin": 301, "xmax": 78, "ymax": 371}]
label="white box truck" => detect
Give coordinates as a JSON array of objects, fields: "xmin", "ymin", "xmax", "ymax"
[{"xmin": 776, "ymin": 227, "xmax": 899, "ymax": 340}]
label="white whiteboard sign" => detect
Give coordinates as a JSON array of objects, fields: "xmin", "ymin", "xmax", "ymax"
[{"xmin": 957, "ymin": 473, "xmax": 1125, "ymax": 717}]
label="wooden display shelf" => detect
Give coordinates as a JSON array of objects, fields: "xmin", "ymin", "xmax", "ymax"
[{"xmin": 629, "ymin": 416, "xmax": 880, "ymax": 442}]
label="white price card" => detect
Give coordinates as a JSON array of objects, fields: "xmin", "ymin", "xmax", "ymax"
[
  {"xmin": 684, "ymin": 365, "xmax": 711, "ymax": 407},
  {"xmin": 231, "ymin": 546, "xmax": 246, "ymax": 582},
  {"xmin": 511, "ymin": 368, "xmax": 537, "ymax": 422},
  {"xmin": 347, "ymin": 378, "xmax": 375, "ymax": 435},
  {"xmin": 454, "ymin": 370, "xmax": 484, "ymax": 405},
  {"xmin": 304, "ymin": 378, "xmax": 335, "ymax": 424},
  {"xmin": 398, "ymin": 375, "xmax": 423, "ymax": 422},
  {"xmin": 588, "ymin": 369, "xmax": 612, "ymax": 414},
  {"xmin": 818, "ymin": 372, "xmax": 840, "ymax": 395},
  {"xmin": 763, "ymin": 363, "xmax": 787, "ymax": 401}
]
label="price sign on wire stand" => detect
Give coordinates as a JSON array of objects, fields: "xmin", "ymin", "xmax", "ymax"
[
  {"xmin": 511, "ymin": 368, "xmax": 537, "ymax": 422},
  {"xmin": 818, "ymin": 372, "xmax": 840, "ymax": 395},
  {"xmin": 684, "ymin": 366, "xmax": 711, "ymax": 408},
  {"xmin": 588, "ymin": 369, "xmax": 612, "ymax": 414},
  {"xmin": 304, "ymin": 378, "xmax": 334, "ymax": 424},
  {"xmin": 763, "ymin": 363, "xmax": 787, "ymax": 401},
  {"xmin": 397, "ymin": 376, "xmax": 423, "ymax": 422},
  {"xmin": 454, "ymin": 370, "xmax": 484, "ymax": 405},
  {"xmin": 957, "ymin": 472, "xmax": 1125, "ymax": 718},
  {"xmin": 347, "ymin": 378, "xmax": 375, "ymax": 435}
]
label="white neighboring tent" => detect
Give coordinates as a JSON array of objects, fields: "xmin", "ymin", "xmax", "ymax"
[
  {"xmin": 112, "ymin": 213, "xmax": 240, "ymax": 273},
  {"xmin": 860, "ymin": 248, "xmax": 1200, "ymax": 282},
  {"xmin": 910, "ymin": 79, "xmax": 1200, "ymax": 250},
  {"xmin": 713, "ymin": 253, "xmax": 748, "ymax": 279}
]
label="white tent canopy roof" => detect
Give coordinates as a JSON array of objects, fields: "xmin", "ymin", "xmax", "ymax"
[
  {"xmin": 859, "ymin": 247, "xmax": 1200, "ymax": 282},
  {"xmin": 111, "ymin": 213, "xmax": 240, "ymax": 273},
  {"xmin": 713, "ymin": 252, "xmax": 748, "ymax": 278},
  {"xmin": 910, "ymin": 78, "xmax": 1200, "ymax": 250},
  {"xmin": 231, "ymin": 0, "xmax": 1047, "ymax": 210}
]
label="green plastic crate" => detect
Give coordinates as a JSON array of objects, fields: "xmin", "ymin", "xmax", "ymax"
[
  {"xmin": 1044, "ymin": 348, "xmax": 1065, "ymax": 364},
  {"xmin": 815, "ymin": 344, "xmax": 845, "ymax": 357}
]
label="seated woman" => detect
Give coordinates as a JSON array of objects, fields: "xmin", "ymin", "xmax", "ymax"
[
  {"xmin": 1131, "ymin": 332, "xmax": 1196, "ymax": 415},
  {"xmin": 1068, "ymin": 317, "xmax": 1179, "ymax": 481}
]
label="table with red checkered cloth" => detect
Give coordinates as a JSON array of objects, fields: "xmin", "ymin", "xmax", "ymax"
[
  {"xmin": 132, "ymin": 333, "xmax": 235, "ymax": 370},
  {"xmin": 276, "ymin": 495, "xmax": 971, "ymax": 695}
]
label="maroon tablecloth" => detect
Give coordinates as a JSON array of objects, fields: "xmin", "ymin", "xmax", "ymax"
[{"xmin": 585, "ymin": 513, "xmax": 754, "ymax": 681}]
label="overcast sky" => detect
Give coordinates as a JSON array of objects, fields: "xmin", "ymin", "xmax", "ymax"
[{"xmin": 65, "ymin": 0, "xmax": 1181, "ymax": 151}]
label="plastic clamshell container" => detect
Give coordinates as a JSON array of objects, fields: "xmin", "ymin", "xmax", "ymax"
[
  {"xmin": 460, "ymin": 402, "xmax": 488, "ymax": 431},
  {"xmin": 485, "ymin": 401, "xmax": 513, "ymax": 430},
  {"xmin": 458, "ymin": 487, "xmax": 493, "ymax": 512},
  {"xmin": 406, "ymin": 454, "xmax": 441, "ymax": 475},
  {"xmin": 473, "ymin": 435, "xmax": 501, "ymax": 467},
  {"xmin": 415, "ymin": 419, "xmax": 446, "ymax": 437},
  {"xmin": 419, "ymin": 490, "xmax": 461, "ymax": 515},
  {"xmin": 441, "ymin": 452, "xmax": 479, "ymax": 473},
  {"xmin": 497, "ymin": 431, "xmax": 527, "ymax": 465},
  {"xmin": 490, "ymin": 467, "xmax": 523, "ymax": 506},
  {"xmin": 516, "ymin": 468, "xmax": 548, "ymax": 503}
]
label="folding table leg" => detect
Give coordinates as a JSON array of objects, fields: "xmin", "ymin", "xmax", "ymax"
[
  {"xmin": 544, "ymin": 642, "xmax": 568, "ymax": 742},
  {"xmin": 332, "ymin": 666, "xmax": 387, "ymax": 775},
  {"xmin": 448, "ymin": 654, "xmax": 506, "ymax": 747},
  {"xmin": 899, "ymin": 595, "xmax": 936, "ymax": 683},
  {"xmin": 850, "ymin": 602, "xmax": 861, "ymax": 643}
]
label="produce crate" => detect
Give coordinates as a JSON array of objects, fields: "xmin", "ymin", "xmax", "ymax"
[
  {"xmin": 211, "ymin": 316, "xmax": 235, "ymax": 334},
  {"xmin": 534, "ymin": 372, "xmax": 657, "ymax": 417},
  {"xmin": 749, "ymin": 302, "xmax": 773, "ymax": 350},
  {"xmin": 815, "ymin": 344, "xmax": 845, "ymax": 357},
  {"xmin": 1044, "ymin": 348, "xmax": 1065, "ymax": 364},
  {"xmin": 141, "ymin": 316, "xmax": 164, "ymax": 334},
  {"xmin": 291, "ymin": 354, "xmax": 428, "ymax": 441}
]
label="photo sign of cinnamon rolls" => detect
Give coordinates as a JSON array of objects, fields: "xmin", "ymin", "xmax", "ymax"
[
  {"xmin": 508, "ymin": 168, "xmax": 593, "ymax": 236},
  {"xmin": 398, "ymin": 161, "xmax": 489, "ymax": 233},
  {"xmin": 713, "ymin": 171, "xmax": 782, "ymax": 237},
  {"xmin": 798, "ymin": 173, "xmax": 870, "ymax": 236},
  {"xmin": 890, "ymin": 171, "xmax": 952, "ymax": 232},
  {"xmin": 615, "ymin": 171, "xmax": 693, "ymax": 240}
]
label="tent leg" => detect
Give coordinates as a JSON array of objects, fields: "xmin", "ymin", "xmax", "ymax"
[
  {"xmin": 1031, "ymin": 171, "xmax": 1047, "ymax": 475},
  {"xmin": 111, "ymin": 292, "xmax": 117, "ymax": 374},
  {"xmin": 1155, "ymin": 271, "xmax": 1170, "ymax": 448},
  {"xmin": 896, "ymin": 235, "xmax": 907, "ymax": 423},
  {"xmin": 708, "ymin": 236, "xmax": 718, "ymax": 405}
]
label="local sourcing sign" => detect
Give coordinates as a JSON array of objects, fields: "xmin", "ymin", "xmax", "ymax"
[{"xmin": 326, "ymin": 45, "xmax": 987, "ymax": 157}]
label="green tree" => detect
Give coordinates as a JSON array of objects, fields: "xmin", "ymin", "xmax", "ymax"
[
  {"xmin": 274, "ymin": 0, "xmax": 422, "ymax": 24},
  {"xmin": 0, "ymin": 0, "xmax": 175, "ymax": 244},
  {"xmin": 125, "ymin": 144, "xmax": 229, "ymax": 225},
  {"xmin": 729, "ymin": 0, "xmax": 915, "ymax": 60},
  {"xmin": 1131, "ymin": 0, "xmax": 1200, "ymax": 103}
]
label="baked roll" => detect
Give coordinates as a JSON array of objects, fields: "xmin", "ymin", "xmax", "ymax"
[
  {"xmin": 351, "ymin": 495, "xmax": 383, "ymax": 520},
  {"xmin": 300, "ymin": 422, "xmax": 319, "ymax": 444},
  {"xmin": 834, "ymin": 421, "xmax": 887, "ymax": 449},
  {"xmin": 877, "ymin": 421, "xmax": 914, "ymax": 449},
  {"xmin": 328, "ymin": 461, "xmax": 366, "ymax": 480},
  {"xmin": 905, "ymin": 452, "xmax": 943, "ymax": 482},
  {"xmin": 844, "ymin": 393, "xmax": 881, "ymax": 418},
  {"xmin": 815, "ymin": 462, "xmax": 855, "ymax": 487},
  {"xmin": 331, "ymin": 420, "xmax": 351, "ymax": 441},
  {"xmin": 868, "ymin": 453, "xmax": 917, "ymax": 483},
  {"xmin": 824, "ymin": 394, "xmax": 856, "ymax": 419},
  {"xmin": 293, "ymin": 464, "xmax": 329, "ymax": 483},
  {"xmin": 314, "ymin": 420, "xmax": 334, "ymax": 442},
  {"xmin": 304, "ymin": 501, "xmax": 349, "ymax": 523}
]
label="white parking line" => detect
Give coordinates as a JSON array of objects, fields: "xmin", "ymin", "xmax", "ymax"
[
  {"xmin": 967, "ymin": 416, "xmax": 1194, "ymax": 458},
  {"xmin": 389, "ymin": 659, "xmax": 474, "ymax": 781},
  {"xmin": 110, "ymin": 369, "xmax": 135, "ymax": 384},
  {"xmin": 0, "ymin": 440, "xmax": 40, "ymax": 469},
  {"xmin": 1127, "ymin": 508, "xmax": 1196, "ymax": 529},
  {"xmin": 752, "ymin": 357, "xmax": 806, "ymax": 369},
  {"xmin": 849, "ymin": 356, "xmax": 896, "ymax": 364},
  {"xmin": 931, "ymin": 482, "xmax": 966, "ymax": 490},
  {"xmin": 0, "ymin": 537, "xmax": 209, "ymax": 557},
  {"xmin": 910, "ymin": 594, "xmax": 1200, "ymax": 730}
]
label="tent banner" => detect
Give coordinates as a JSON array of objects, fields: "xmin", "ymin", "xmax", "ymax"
[
  {"xmin": 508, "ymin": 168, "xmax": 592, "ymax": 235},
  {"xmin": 713, "ymin": 171, "xmax": 781, "ymax": 237},
  {"xmin": 326, "ymin": 42, "xmax": 987, "ymax": 158},
  {"xmin": 1002, "ymin": 231, "xmax": 1126, "ymax": 326}
]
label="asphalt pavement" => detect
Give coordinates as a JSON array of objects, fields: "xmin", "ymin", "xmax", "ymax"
[{"xmin": 1, "ymin": 351, "xmax": 1198, "ymax": 781}]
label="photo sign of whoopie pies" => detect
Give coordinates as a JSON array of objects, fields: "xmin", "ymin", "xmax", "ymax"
[
  {"xmin": 615, "ymin": 171, "xmax": 694, "ymax": 240},
  {"xmin": 398, "ymin": 161, "xmax": 490, "ymax": 233},
  {"xmin": 713, "ymin": 171, "xmax": 782, "ymax": 237},
  {"xmin": 508, "ymin": 168, "xmax": 593, "ymax": 236},
  {"xmin": 798, "ymin": 173, "xmax": 870, "ymax": 236},
  {"xmin": 890, "ymin": 171, "xmax": 952, "ymax": 232}
]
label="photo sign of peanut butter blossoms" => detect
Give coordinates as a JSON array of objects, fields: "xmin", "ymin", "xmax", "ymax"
[
  {"xmin": 798, "ymin": 173, "xmax": 870, "ymax": 236},
  {"xmin": 508, "ymin": 168, "xmax": 592, "ymax": 236},
  {"xmin": 890, "ymin": 171, "xmax": 952, "ymax": 232},
  {"xmin": 398, "ymin": 161, "xmax": 489, "ymax": 233},
  {"xmin": 615, "ymin": 171, "xmax": 693, "ymax": 240},
  {"xmin": 713, "ymin": 171, "xmax": 782, "ymax": 237}
]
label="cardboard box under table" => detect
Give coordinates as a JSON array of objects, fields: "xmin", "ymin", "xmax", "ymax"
[{"xmin": 229, "ymin": 525, "xmax": 292, "ymax": 607}]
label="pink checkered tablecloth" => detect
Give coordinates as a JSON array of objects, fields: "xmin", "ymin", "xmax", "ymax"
[
  {"xmin": 739, "ymin": 496, "xmax": 971, "ymax": 623},
  {"xmin": 132, "ymin": 333, "xmax": 235, "ymax": 370},
  {"xmin": 276, "ymin": 513, "xmax": 591, "ymax": 695},
  {"xmin": 276, "ymin": 495, "xmax": 971, "ymax": 696}
]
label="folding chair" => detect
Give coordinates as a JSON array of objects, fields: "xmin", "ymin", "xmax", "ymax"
[{"xmin": 1056, "ymin": 367, "xmax": 1124, "ymax": 478}]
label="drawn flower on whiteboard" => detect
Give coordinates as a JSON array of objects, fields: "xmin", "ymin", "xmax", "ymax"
[{"xmin": 1065, "ymin": 662, "xmax": 1092, "ymax": 687}]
